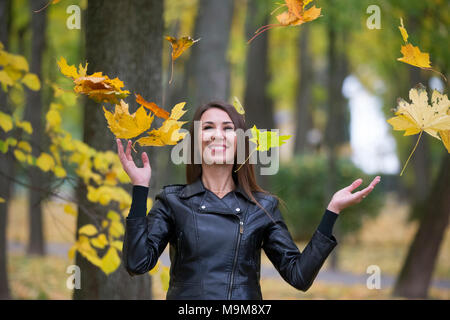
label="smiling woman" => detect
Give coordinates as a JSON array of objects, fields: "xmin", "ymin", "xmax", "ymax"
[
  {"xmin": 186, "ymin": 101, "xmax": 279, "ymax": 216},
  {"xmin": 118, "ymin": 100, "xmax": 381, "ymax": 300}
]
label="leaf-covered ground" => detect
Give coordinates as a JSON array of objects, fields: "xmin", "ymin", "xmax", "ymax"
[{"xmin": 6, "ymin": 191, "xmax": 450, "ymax": 299}]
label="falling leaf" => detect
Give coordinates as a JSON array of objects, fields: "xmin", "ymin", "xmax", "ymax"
[
  {"xmin": 397, "ymin": 18, "xmax": 446, "ymax": 81},
  {"xmin": 233, "ymin": 96, "xmax": 245, "ymax": 115},
  {"xmin": 235, "ymin": 125, "xmax": 292, "ymax": 172},
  {"xmin": 57, "ymin": 57, "xmax": 130, "ymax": 104},
  {"xmin": 165, "ymin": 36, "xmax": 200, "ymax": 84},
  {"xmin": 387, "ymin": 83, "xmax": 450, "ymax": 175},
  {"xmin": 249, "ymin": 125, "xmax": 292, "ymax": 151},
  {"xmin": 103, "ymin": 99, "xmax": 154, "ymax": 139},
  {"xmin": 135, "ymin": 94, "xmax": 170, "ymax": 119},
  {"xmin": 248, "ymin": 0, "xmax": 322, "ymax": 44},
  {"xmin": 135, "ymin": 102, "xmax": 188, "ymax": 147}
]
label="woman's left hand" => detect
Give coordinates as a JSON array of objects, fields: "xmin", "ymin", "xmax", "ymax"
[{"xmin": 327, "ymin": 176, "xmax": 381, "ymax": 214}]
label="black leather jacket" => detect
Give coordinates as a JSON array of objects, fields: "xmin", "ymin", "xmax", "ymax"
[{"xmin": 122, "ymin": 178, "xmax": 338, "ymax": 300}]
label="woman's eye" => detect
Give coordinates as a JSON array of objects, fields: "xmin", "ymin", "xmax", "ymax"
[
  {"xmin": 225, "ymin": 127, "xmax": 234, "ymax": 131},
  {"xmin": 203, "ymin": 126, "xmax": 212, "ymax": 130}
]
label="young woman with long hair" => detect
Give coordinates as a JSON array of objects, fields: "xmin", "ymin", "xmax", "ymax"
[{"xmin": 119, "ymin": 101, "xmax": 380, "ymax": 300}]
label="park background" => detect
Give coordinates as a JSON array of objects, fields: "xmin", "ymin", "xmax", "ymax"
[{"xmin": 0, "ymin": 0, "xmax": 449, "ymax": 299}]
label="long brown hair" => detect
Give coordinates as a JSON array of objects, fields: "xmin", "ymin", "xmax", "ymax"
[{"xmin": 185, "ymin": 100, "xmax": 284, "ymax": 223}]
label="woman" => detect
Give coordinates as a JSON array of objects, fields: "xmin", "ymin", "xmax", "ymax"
[{"xmin": 119, "ymin": 101, "xmax": 381, "ymax": 300}]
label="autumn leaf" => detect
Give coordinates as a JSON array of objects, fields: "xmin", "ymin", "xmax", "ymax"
[
  {"xmin": 0, "ymin": 111, "xmax": 13, "ymax": 132},
  {"xmin": 165, "ymin": 36, "xmax": 200, "ymax": 84},
  {"xmin": 57, "ymin": 57, "xmax": 130, "ymax": 104},
  {"xmin": 248, "ymin": 0, "xmax": 322, "ymax": 44},
  {"xmin": 135, "ymin": 94, "xmax": 170, "ymax": 119},
  {"xmin": 0, "ymin": 42, "xmax": 40, "ymax": 91},
  {"xmin": 101, "ymin": 247, "xmax": 121, "ymax": 275},
  {"xmin": 387, "ymin": 83, "xmax": 450, "ymax": 176},
  {"xmin": 134, "ymin": 102, "xmax": 188, "ymax": 147},
  {"xmin": 397, "ymin": 18, "xmax": 446, "ymax": 81},
  {"xmin": 103, "ymin": 99, "xmax": 154, "ymax": 139},
  {"xmin": 235, "ymin": 125, "xmax": 292, "ymax": 172},
  {"xmin": 36, "ymin": 152, "xmax": 55, "ymax": 172},
  {"xmin": 233, "ymin": 96, "xmax": 245, "ymax": 115},
  {"xmin": 249, "ymin": 125, "xmax": 292, "ymax": 151},
  {"xmin": 78, "ymin": 224, "xmax": 98, "ymax": 236}
]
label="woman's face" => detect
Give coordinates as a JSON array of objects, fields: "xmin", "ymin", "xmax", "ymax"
[{"xmin": 198, "ymin": 107, "xmax": 237, "ymax": 165}]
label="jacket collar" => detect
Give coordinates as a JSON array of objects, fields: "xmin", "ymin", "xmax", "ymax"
[{"xmin": 180, "ymin": 177, "xmax": 255, "ymax": 204}]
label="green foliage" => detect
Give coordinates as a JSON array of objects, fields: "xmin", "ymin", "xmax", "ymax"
[{"xmin": 271, "ymin": 153, "xmax": 383, "ymax": 241}]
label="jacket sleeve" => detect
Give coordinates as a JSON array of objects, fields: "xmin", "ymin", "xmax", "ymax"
[
  {"xmin": 262, "ymin": 198, "xmax": 338, "ymax": 291},
  {"xmin": 122, "ymin": 187, "xmax": 174, "ymax": 277}
]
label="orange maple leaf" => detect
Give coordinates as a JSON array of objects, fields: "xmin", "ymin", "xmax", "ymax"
[
  {"xmin": 57, "ymin": 57, "xmax": 130, "ymax": 104},
  {"xmin": 135, "ymin": 94, "xmax": 170, "ymax": 120},
  {"xmin": 165, "ymin": 36, "xmax": 200, "ymax": 84},
  {"xmin": 397, "ymin": 18, "xmax": 447, "ymax": 82},
  {"xmin": 248, "ymin": 0, "xmax": 321, "ymax": 44}
]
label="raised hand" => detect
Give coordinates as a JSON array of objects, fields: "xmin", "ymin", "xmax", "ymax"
[
  {"xmin": 327, "ymin": 176, "xmax": 381, "ymax": 214},
  {"xmin": 116, "ymin": 138, "xmax": 151, "ymax": 188}
]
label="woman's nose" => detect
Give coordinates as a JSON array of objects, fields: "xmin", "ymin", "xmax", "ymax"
[{"xmin": 212, "ymin": 128, "xmax": 225, "ymax": 140}]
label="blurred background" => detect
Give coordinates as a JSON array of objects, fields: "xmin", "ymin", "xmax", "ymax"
[{"xmin": 0, "ymin": 0, "xmax": 448, "ymax": 300}]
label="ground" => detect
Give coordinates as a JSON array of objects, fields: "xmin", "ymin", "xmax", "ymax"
[{"xmin": 5, "ymin": 191, "xmax": 450, "ymax": 299}]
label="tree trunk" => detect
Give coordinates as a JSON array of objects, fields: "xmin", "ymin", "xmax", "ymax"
[
  {"xmin": 324, "ymin": 27, "xmax": 350, "ymax": 271},
  {"xmin": 243, "ymin": 0, "xmax": 273, "ymax": 190},
  {"xmin": 0, "ymin": 0, "xmax": 12, "ymax": 300},
  {"xmin": 188, "ymin": 0, "xmax": 235, "ymax": 106},
  {"xmin": 73, "ymin": 0, "xmax": 163, "ymax": 300},
  {"xmin": 393, "ymin": 153, "xmax": 450, "ymax": 298},
  {"xmin": 23, "ymin": 0, "xmax": 49, "ymax": 256},
  {"xmin": 294, "ymin": 24, "xmax": 314, "ymax": 154}
]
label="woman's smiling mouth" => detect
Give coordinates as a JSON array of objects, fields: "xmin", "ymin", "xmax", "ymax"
[{"xmin": 209, "ymin": 144, "xmax": 227, "ymax": 151}]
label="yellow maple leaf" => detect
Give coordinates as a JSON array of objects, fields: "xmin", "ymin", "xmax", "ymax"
[
  {"xmin": 134, "ymin": 102, "xmax": 188, "ymax": 147},
  {"xmin": 165, "ymin": 36, "xmax": 200, "ymax": 84},
  {"xmin": 397, "ymin": 18, "xmax": 446, "ymax": 81},
  {"xmin": 248, "ymin": 0, "xmax": 322, "ymax": 44},
  {"xmin": 101, "ymin": 247, "xmax": 121, "ymax": 275},
  {"xmin": 57, "ymin": 57, "xmax": 130, "ymax": 104},
  {"xmin": 387, "ymin": 83, "xmax": 450, "ymax": 175},
  {"xmin": 103, "ymin": 99, "xmax": 154, "ymax": 139}
]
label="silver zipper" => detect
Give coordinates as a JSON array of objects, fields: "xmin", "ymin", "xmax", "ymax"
[{"xmin": 228, "ymin": 219, "xmax": 244, "ymax": 299}]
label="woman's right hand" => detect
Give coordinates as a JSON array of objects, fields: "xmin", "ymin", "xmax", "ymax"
[{"xmin": 116, "ymin": 138, "xmax": 151, "ymax": 188}]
